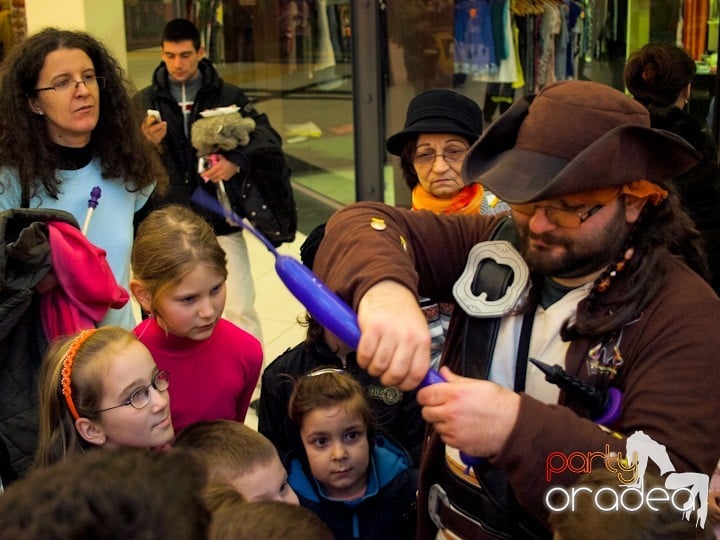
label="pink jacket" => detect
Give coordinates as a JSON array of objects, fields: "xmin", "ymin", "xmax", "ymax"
[{"xmin": 42, "ymin": 221, "xmax": 128, "ymax": 338}]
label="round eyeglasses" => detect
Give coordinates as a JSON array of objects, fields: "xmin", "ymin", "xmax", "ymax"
[
  {"xmin": 412, "ymin": 148, "xmax": 468, "ymax": 166},
  {"xmin": 93, "ymin": 370, "xmax": 170, "ymax": 414},
  {"xmin": 35, "ymin": 74, "xmax": 106, "ymax": 94},
  {"xmin": 509, "ymin": 203, "xmax": 604, "ymax": 229}
]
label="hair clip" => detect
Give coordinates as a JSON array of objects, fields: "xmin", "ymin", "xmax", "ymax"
[{"xmin": 307, "ymin": 367, "xmax": 344, "ymax": 377}]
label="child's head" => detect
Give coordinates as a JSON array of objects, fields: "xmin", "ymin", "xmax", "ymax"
[
  {"xmin": 174, "ymin": 419, "xmax": 299, "ymax": 505},
  {"xmin": 36, "ymin": 327, "xmax": 174, "ymax": 467},
  {"xmin": 549, "ymin": 467, "xmax": 715, "ymax": 540},
  {"xmin": 209, "ymin": 500, "xmax": 335, "ymax": 540},
  {"xmin": 288, "ymin": 368, "xmax": 373, "ymax": 500},
  {"xmin": 131, "ymin": 205, "xmax": 228, "ymax": 340},
  {"xmin": 0, "ymin": 447, "xmax": 210, "ymax": 540},
  {"xmin": 202, "ymin": 482, "xmax": 247, "ymax": 514}
]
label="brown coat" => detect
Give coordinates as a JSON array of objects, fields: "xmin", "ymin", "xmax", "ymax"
[{"xmin": 314, "ymin": 201, "xmax": 720, "ymax": 537}]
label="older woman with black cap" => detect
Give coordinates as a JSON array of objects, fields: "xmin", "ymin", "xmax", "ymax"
[
  {"xmin": 313, "ymin": 80, "xmax": 720, "ymax": 538},
  {"xmin": 388, "ymin": 90, "xmax": 508, "ymax": 370},
  {"xmin": 387, "ymin": 89, "xmax": 507, "ymax": 215}
]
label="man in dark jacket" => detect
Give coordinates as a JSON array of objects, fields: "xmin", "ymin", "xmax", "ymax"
[{"xmin": 136, "ymin": 18, "xmax": 293, "ymax": 343}]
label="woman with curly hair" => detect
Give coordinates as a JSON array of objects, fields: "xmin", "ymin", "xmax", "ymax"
[{"xmin": 0, "ymin": 27, "xmax": 167, "ymax": 328}]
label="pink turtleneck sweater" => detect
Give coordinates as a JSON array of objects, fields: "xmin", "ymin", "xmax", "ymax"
[{"xmin": 134, "ymin": 317, "xmax": 262, "ymax": 432}]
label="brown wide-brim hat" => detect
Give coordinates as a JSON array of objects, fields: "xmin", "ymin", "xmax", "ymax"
[{"xmin": 462, "ymin": 80, "xmax": 702, "ymax": 203}]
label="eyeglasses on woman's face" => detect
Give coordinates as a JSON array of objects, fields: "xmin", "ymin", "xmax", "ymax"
[
  {"xmin": 412, "ymin": 147, "xmax": 468, "ymax": 166},
  {"xmin": 35, "ymin": 74, "xmax": 105, "ymax": 94}
]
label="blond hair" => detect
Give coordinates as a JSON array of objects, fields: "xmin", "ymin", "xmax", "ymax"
[
  {"xmin": 202, "ymin": 482, "xmax": 247, "ymax": 514},
  {"xmin": 132, "ymin": 205, "xmax": 227, "ymax": 310},
  {"xmin": 35, "ymin": 327, "xmax": 137, "ymax": 467},
  {"xmin": 209, "ymin": 501, "xmax": 334, "ymax": 540},
  {"xmin": 174, "ymin": 420, "xmax": 278, "ymax": 483}
]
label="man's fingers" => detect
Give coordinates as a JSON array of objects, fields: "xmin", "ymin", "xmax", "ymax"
[{"xmin": 142, "ymin": 121, "xmax": 166, "ymax": 145}]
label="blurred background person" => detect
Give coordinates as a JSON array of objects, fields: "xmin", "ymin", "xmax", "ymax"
[{"xmin": 625, "ymin": 42, "xmax": 720, "ymax": 294}]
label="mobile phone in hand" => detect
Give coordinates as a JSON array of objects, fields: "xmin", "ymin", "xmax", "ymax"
[
  {"xmin": 198, "ymin": 156, "xmax": 211, "ymax": 173},
  {"xmin": 147, "ymin": 109, "xmax": 162, "ymax": 123},
  {"xmin": 198, "ymin": 155, "xmax": 220, "ymax": 174}
]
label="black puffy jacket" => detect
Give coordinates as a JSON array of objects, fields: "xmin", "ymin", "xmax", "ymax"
[
  {"xmin": 648, "ymin": 104, "xmax": 720, "ymax": 294},
  {"xmin": 135, "ymin": 59, "xmax": 296, "ymax": 239},
  {"xmin": 0, "ymin": 208, "xmax": 78, "ymax": 478}
]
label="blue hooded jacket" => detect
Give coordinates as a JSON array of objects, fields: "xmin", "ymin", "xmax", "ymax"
[{"xmin": 288, "ymin": 434, "xmax": 418, "ymax": 540}]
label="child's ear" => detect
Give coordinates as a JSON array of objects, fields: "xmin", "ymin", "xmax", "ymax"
[
  {"xmin": 130, "ymin": 279, "xmax": 153, "ymax": 314},
  {"xmin": 74, "ymin": 418, "xmax": 107, "ymax": 447}
]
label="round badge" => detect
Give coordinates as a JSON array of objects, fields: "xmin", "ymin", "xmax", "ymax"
[{"xmin": 381, "ymin": 386, "xmax": 401, "ymax": 405}]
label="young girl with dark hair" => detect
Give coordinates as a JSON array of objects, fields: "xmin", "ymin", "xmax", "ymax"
[{"xmin": 287, "ymin": 368, "xmax": 417, "ymax": 540}]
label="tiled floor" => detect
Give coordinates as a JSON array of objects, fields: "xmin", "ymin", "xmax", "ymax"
[{"xmin": 244, "ymin": 230, "xmax": 310, "ymax": 430}]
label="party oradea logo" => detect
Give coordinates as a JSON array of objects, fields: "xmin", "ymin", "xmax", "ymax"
[{"xmin": 544, "ymin": 430, "xmax": 709, "ymax": 529}]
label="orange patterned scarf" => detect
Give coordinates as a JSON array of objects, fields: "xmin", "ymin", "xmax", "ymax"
[{"xmin": 412, "ymin": 183, "xmax": 484, "ymax": 215}]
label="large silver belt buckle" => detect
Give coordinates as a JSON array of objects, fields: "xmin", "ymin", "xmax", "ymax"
[
  {"xmin": 452, "ymin": 240, "xmax": 529, "ymax": 318},
  {"xmin": 428, "ymin": 483, "xmax": 449, "ymax": 530}
]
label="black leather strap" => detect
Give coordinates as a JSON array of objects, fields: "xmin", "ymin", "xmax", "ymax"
[
  {"xmin": 513, "ymin": 310, "xmax": 535, "ymax": 392},
  {"xmin": 435, "ymin": 485, "xmax": 511, "ymax": 540},
  {"xmin": 461, "ymin": 258, "xmax": 514, "ymax": 380},
  {"xmin": 21, "ymin": 184, "xmax": 29, "ymax": 209},
  {"xmin": 460, "ymin": 215, "xmax": 519, "ymax": 381},
  {"xmin": 451, "ymin": 217, "xmax": 550, "ymax": 540}
]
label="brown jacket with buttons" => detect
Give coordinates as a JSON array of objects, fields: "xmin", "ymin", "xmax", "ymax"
[{"xmin": 313, "ymin": 201, "xmax": 720, "ymax": 538}]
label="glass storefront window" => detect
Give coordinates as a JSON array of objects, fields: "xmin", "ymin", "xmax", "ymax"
[
  {"xmin": 385, "ymin": 0, "xmax": 719, "ymax": 205},
  {"xmin": 125, "ymin": 0, "xmax": 356, "ymax": 224},
  {"xmin": 124, "ymin": 1, "xmax": 718, "ymax": 209}
]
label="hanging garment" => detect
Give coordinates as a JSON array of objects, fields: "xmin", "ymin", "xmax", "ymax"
[
  {"xmin": 684, "ymin": 0, "xmax": 709, "ymax": 60},
  {"xmin": 455, "ymin": 0, "xmax": 498, "ymax": 76},
  {"xmin": 473, "ymin": 0, "xmax": 520, "ymax": 83}
]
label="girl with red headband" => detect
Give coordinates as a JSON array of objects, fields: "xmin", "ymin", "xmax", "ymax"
[{"xmin": 35, "ymin": 326, "xmax": 174, "ymax": 467}]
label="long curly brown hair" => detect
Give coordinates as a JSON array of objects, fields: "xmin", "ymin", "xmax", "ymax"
[{"xmin": 0, "ymin": 28, "xmax": 167, "ymax": 200}]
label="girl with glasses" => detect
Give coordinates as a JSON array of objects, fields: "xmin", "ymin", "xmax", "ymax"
[
  {"xmin": 35, "ymin": 326, "xmax": 174, "ymax": 467},
  {"xmin": 130, "ymin": 205, "xmax": 262, "ymax": 433}
]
